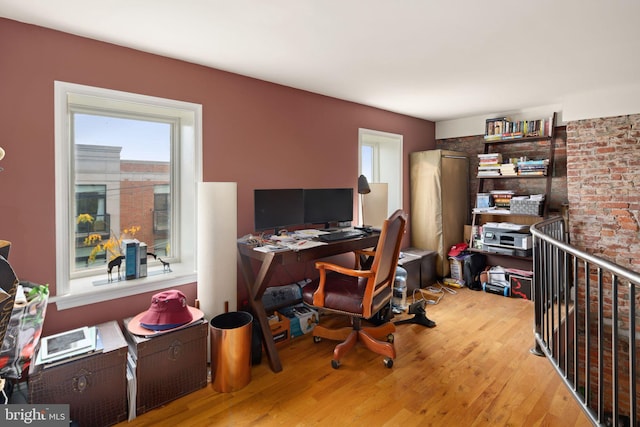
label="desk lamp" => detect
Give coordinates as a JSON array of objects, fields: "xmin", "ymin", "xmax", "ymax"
[{"xmin": 357, "ymin": 175, "xmax": 371, "ymax": 227}]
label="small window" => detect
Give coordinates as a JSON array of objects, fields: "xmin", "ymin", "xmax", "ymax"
[{"xmin": 358, "ymin": 128, "xmax": 403, "ymax": 218}]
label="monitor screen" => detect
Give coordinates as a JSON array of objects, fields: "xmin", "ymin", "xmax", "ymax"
[
  {"xmin": 304, "ymin": 188, "xmax": 354, "ymax": 226},
  {"xmin": 254, "ymin": 189, "xmax": 305, "ymax": 232}
]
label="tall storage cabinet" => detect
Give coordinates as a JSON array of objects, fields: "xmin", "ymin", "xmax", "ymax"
[{"xmin": 410, "ymin": 150, "xmax": 469, "ymax": 277}]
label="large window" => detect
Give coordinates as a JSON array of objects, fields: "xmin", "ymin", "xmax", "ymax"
[{"xmin": 54, "ymin": 82, "xmax": 202, "ymax": 309}]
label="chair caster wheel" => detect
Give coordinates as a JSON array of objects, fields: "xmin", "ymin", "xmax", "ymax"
[
  {"xmin": 331, "ymin": 359, "xmax": 340, "ymax": 369},
  {"xmin": 383, "ymin": 358, "xmax": 393, "ymax": 368},
  {"xmin": 387, "ymin": 333, "xmax": 394, "ymax": 343},
  {"xmin": 313, "ymin": 336, "xmax": 322, "ymax": 343}
]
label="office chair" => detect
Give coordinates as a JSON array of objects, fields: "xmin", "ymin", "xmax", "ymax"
[{"xmin": 302, "ymin": 209, "xmax": 407, "ymax": 369}]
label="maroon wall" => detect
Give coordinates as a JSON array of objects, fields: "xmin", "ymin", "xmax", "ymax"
[{"xmin": 0, "ymin": 18, "xmax": 435, "ymax": 334}]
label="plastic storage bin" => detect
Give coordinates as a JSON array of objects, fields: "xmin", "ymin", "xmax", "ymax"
[{"xmin": 392, "ymin": 266, "xmax": 408, "ymax": 313}]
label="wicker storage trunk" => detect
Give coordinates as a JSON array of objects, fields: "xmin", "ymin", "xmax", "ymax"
[
  {"xmin": 124, "ymin": 318, "xmax": 208, "ymax": 416},
  {"xmin": 28, "ymin": 321, "xmax": 128, "ymax": 427}
]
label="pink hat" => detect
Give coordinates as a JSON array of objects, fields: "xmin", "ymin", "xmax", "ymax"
[{"xmin": 127, "ymin": 290, "xmax": 204, "ymax": 336}]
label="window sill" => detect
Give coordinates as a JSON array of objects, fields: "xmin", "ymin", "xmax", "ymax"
[{"xmin": 51, "ymin": 263, "xmax": 197, "ymax": 310}]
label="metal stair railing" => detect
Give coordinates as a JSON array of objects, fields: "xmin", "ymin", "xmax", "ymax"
[{"xmin": 531, "ymin": 216, "xmax": 638, "ymax": 427}]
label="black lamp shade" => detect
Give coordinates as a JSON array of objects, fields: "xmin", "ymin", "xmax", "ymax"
[{"xmin": 358, "ymin": 175, "xmax": 371, "ymax": 194}]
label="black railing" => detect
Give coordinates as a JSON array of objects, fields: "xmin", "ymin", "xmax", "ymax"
[{"xmin": 531, "ymin": 217, "xmax": 638, "ymax": 426}]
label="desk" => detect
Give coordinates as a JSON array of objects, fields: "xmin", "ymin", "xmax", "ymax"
[{"xmin": 237, "ymin": 233, "xmax": 379, "ymax": 372}]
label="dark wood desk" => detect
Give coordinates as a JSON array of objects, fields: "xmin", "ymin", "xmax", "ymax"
[{"xmin": 237, "ymin": 233, "xmax": 379, "ymax": 372}]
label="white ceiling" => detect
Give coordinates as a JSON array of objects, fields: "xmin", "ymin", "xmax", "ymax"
[{"xmin": 2, "ymin": 0, "xmax": 640, "ymax": 122}]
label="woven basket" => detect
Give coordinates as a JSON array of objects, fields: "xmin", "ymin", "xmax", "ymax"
[{"xmin": 510, "ymin": 198, "xmax": 544, "ymax": 215}]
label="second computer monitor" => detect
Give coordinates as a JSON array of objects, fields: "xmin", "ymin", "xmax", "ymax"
[{"xmin": 304, "ymin": 188, "xmax": 353, "ymax": 228}]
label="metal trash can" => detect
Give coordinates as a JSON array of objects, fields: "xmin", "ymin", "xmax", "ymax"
[{"xmin": 210, "ymin": 311, "xmax": 253, "ymax": 392}]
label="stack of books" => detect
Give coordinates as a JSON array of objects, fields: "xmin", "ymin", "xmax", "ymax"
[
  {"xmin": 517, "ymin": 159, "xmax": 549, "ymax": 176},
  {"xmin": 500, "ymin": 163, "xmax": 518, "ymax": 176},
  {"xmin": 477, "ymin": 153, "xmax": 503, "ymax": 177},
  {"xmin": 490, "ymin": 190, "xmax": 515, "ymax": 209}
]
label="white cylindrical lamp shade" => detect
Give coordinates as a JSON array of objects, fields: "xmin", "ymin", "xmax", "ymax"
[{"xmin": 197, "ymin": 182, "xmax": 238, "ymax": 322}]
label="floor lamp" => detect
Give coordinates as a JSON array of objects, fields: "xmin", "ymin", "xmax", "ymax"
[{"xmin": 196, "ymin": 182, "xmax": 237, "ymax": 321}]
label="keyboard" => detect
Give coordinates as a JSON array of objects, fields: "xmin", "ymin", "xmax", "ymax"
[{"xmin": 317, "ymin": 229, "xmax": 366, "ymax": 242}]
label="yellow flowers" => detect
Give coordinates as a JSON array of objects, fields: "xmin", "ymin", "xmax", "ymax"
[
  {"xmin": 123, "ymin": 225, "xmax": 141, "ymax": 236},
  {"xmin": 77, "ymin": 213, "xmax": 94, "ymax": 224},
  {"xmin": 78, "ymin": 214, "xmax": 140, "ymax": 263}
]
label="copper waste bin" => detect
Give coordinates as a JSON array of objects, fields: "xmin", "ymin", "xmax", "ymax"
[{"xmin": 210, "ymin": 311, "xmax": 253, "ymax": 392}]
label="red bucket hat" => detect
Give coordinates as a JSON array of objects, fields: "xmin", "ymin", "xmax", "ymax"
[{"xmin": 127, "ymin": 290, "xmax": 204, "ymax": 337}]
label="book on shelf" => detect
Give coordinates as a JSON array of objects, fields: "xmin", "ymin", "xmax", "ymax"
[
  {"xmin": 518, "ymin": 159, "xmax": 549, "ymax": 166},
  {"xmin": 478, "ymin": 153, "xmax": 502, "ymax": 165},
  {"xmin": 478, "ymin": 171, "xmax": 501, "ymax": 177},
  {"xmin": 500, "ymin": 163, "xmax": 517, "ymax": 176},
  {"xmin": 518, "ymin": 170, "xmax": 547, "ymax": 176},
  {"xmin": 485, "ymin": 115, "xmax": 554, "ymax": 140}
]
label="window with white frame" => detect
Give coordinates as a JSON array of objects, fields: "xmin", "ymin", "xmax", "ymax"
[
  {"xmin": 54, "ymin": 82, "xmax": 202, "ymax": 309},
  {"xmin": 358, "ymin": 128, "xmax": 403, "ymax": 219}
]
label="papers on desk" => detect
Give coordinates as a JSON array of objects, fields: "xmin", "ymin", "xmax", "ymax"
[
  {"xmin": 251, "ymin": 229, "xmax": 333, "ymax": 252},
  {"xmin": 283, "ymin": 240, "xmax": 327, "ymax": 250},
  {"xmin": 293, "ymin": 229, "xmax": 330, "ymax": 238},
  {"xmin": 253, "ymin": 244, "xmax": 289, "ymax": 253},
  {"xmin": 253, "ymin": 239, "xmax": 328, "ymax": 252}
]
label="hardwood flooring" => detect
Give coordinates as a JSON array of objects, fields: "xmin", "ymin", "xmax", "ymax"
[{"xmin": 117, "ymin": 287, "xmax": 592, "ymax": 427}]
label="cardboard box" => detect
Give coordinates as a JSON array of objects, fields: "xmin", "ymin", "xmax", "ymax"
[
  {"xmin": 279, "ymin": 305, "xmax": 319, "ymax": 338},
  {"xmin": 464, "ymin": 225, "xmax": 473, "ymax": 244},
  {"xmin": 269, "ymin": 312, "xmax": 290, "ymax": 347}
]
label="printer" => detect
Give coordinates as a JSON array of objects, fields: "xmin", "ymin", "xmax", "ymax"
[{"xmin": 482, "ymin": 222, "xmax": 532, "ymax": 256}]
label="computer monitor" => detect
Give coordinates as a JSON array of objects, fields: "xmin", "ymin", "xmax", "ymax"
[
  {"xmin": 254, "ymin": 189, "xmax": 304, "ymax": 233},
  {"xmin": 303, "ymin": 188, "xmax": 354, "ymax": 228}
]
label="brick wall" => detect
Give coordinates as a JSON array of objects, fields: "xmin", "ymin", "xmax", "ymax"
[
  {"xmin": 119, "ymin": 161, "xmax": 170, "ymax": 254},
  {"xmin": 566, "ymin": 115, "xmax": 640, "ymax": 270},
  {"xmin": 566, "ymin": 114, "xmax": 640, "ymax": 420}
]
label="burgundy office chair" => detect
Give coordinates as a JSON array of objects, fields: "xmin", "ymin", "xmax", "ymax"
[{"xmin": 302, "ymin": 209, "xmax": 407, "ymax": 369}]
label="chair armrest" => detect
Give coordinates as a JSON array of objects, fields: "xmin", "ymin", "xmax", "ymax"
[
  {"xmin": 315, "ymin": 261, "xmax": 373, "ymax": 278},
  {"xmin": 354, "ymin": 249, "xmax": 376, "ymax": 257},
  {"xmin": 353, "ymin": 248, "xmax": 376, "ymax": 269},
  {"xmin": 312, "ymin": 262, "xmax": 374, "ymax": 306}
]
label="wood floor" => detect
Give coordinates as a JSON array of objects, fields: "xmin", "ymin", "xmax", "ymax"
[{"xmin": 117, "ymin": 287, "xmax": 592, "ymax": 427}]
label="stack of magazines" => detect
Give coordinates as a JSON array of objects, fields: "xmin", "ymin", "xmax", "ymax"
[{"xmin": 34, "ymin": 326, "xmax": 103, "ymax": 368}]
